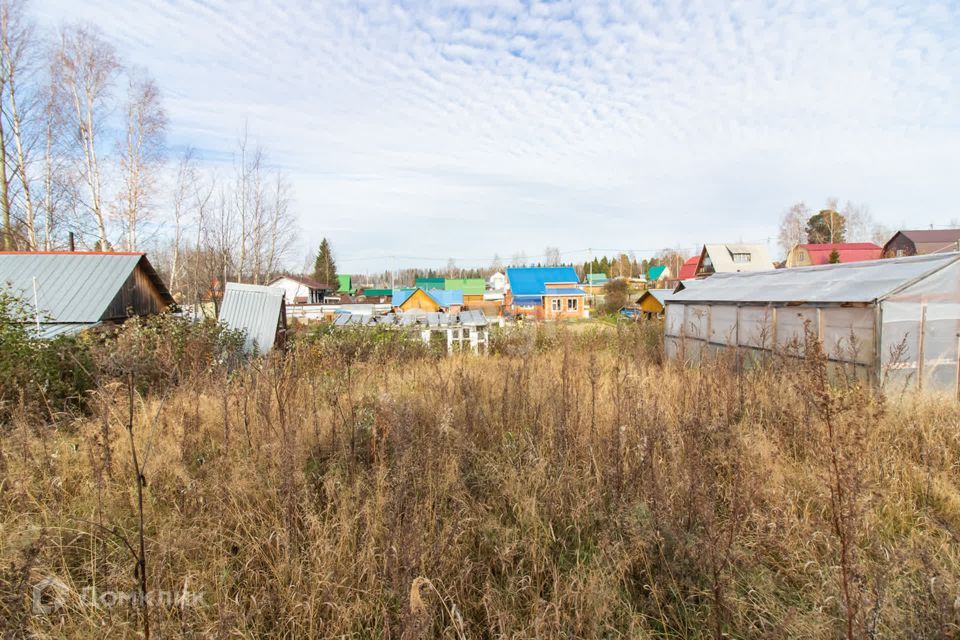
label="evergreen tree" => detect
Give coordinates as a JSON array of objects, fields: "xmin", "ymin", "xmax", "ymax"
[
  {"xmin": 828, "ymin": 249, "xmax": 841, "ymax": 264},
  {"xmin": 313, "ymin": 238, "xmax": 337, "ymax": 285},
  {"xmin": 806, "ymin": 209, "xmax": 847, "ymax": 244}
]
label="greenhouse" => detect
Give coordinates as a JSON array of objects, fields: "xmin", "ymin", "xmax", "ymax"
[{"xmin": 664, "ymin": 252, "xmax": 960, "ymax": 395}]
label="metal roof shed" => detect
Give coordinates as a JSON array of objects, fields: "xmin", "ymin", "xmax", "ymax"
[
  {"xmin": 0, "ymin": 251, "xmax": 173, "ymax": 338},
  {"xmin": 218, "ymin": 283, "xmax": 287, "ymax": 354},
  {"xmin": 664, "ymin": 253, "xmax": 960, "ymax": 395}
]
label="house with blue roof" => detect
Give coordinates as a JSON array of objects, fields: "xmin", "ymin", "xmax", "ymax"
[
  {"xmin": 505, "ymin": 266, "xmax": 588, "ymax": 320},
  {"xmin": 392, "ymin": 287, "xmax": 464, "ymax": 313}
]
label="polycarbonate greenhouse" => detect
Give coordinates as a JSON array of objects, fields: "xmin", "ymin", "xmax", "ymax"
[{"xmin": 664, "ymin": 252, "xmax": 960, "ymax": 395}]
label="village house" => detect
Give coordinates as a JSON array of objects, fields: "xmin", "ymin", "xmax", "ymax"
[
  {"xmin": 678, "ymin": 256, "xmax": 699, "ymax": 280},
  {"xmin": 445, "ymin": 278, "xmax": 486, "ymax": 305},
  {"xmin": 415, "ymin": 277, "xmax": 445, "ymax": 290},
  {"xmin": 506, "ymin": 266, "xmax": 587, "ymax": 320},
  {"xmin": 881, "ymin": 229, "xmax": 960, "ymax": 258},
  {"xmin": 0, "ymin": 251, "xmax": 174, "ymax": 338},
  {"xmin": 392, "ymin": 288, "xmax": 464, "ymax": 313},
  {"xmin": 218, "ymin": 282, "xmax": 287, "ymax": 354},
  {"xmin": 488, "ymin": 271, "xmax": 507, "ymax": 291},
  {"xmin": 268, "ymin": 274, "xmax": 332, "ymax": 304},
  {"xmin": 695, "ymin": 244, "xmax": 774, "ymax": 276},
  {"xmin": 582, "ymin": 272, "xmax": 608, "ymax": 295},
  {"xmin": 645, "ymin": 265, "xmax": 671, "ymax": 285},
  {"xmin": 357, "ymin": 288, "xmax": 392, "ymax": 303},
  {"xmin": 785, "ymin": 243, "xmax": 882, "ymax": 267}
]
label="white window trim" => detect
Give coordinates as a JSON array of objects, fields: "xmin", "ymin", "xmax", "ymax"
[
  {"xmin": 551, "ymin": 298, "xmax": 562, "ymax": 311},
  {"xmin": 567, "ymin": 298, "xmax": 578, "ymax": 311}
]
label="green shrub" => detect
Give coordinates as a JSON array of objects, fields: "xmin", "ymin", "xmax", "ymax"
[
  {"xmin": 89, "ymin": 313, "xmax": 246, "ymax": 393},
  {"xmin": 0, "ymin": 288, "xmax": 94, "ymax": 421}
]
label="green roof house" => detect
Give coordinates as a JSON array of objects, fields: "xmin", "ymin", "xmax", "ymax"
[
  {"xmin": 337, "ymin": 274, "xmax": 354, "ymax": 294},
  {"xmin": 415, "ymin": 277, "xmax": 445, "ymax": 290},
  {"xmin": 444, "ymin": 278, "xmax": 485, "ymax": 296}
]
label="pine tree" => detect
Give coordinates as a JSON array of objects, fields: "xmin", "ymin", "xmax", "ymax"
[{"xmin": 313, "ymin": 238, "xmax": 337, "ymax": 285}]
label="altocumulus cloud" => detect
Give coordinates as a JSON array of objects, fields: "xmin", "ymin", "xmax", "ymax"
[{"xmin": 31, "ymin": 0, "xmax": 960, "ymax": 268}]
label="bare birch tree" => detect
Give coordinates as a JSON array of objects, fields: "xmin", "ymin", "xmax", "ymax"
[
  {"xmin": 778, "ymin": 202, "xmax": 810, "ymax": 257},
  {"xmin": 116, "ymin": 68, "xmax": 166, "ymax": 251},
  {"xmin": 54, "ymin": 25, "xmax": 119, "ymax": 249},
  {"xmin": 37, "ymin": 67, "xmax": 73, "ymax": 249},
  {"xmin": 0, "ymin": 0, "xmax": 38, "ymax": 248}
]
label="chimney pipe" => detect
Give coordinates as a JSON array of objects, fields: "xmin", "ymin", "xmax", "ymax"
[{"xmin": 68, "ymin": 232, "xmax": 75, "ymax": 252}]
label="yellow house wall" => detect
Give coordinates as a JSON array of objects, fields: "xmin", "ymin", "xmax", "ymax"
[
  {"xmin": 638, "ymin": 295, "xmax": 664, "ymax": 314},
  {"xmin": 399, "ymin": 289, "xmax": 441, "ymax": 312}
]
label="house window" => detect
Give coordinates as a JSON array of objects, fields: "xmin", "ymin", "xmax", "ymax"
[
  {"xmin": 731, "ymin": 252, "xmax": 751, "ymax": 263},
  {"xmin": 567, "ymin": 298, "xmax": 578, "ymax": 311},
  {"xmin": 551, "ymin": 299, "xmax": 561, "ymax": 311}
]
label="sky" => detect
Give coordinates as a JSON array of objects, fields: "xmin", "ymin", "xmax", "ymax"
[{"xmin": 31, "ymin": 0, "xmax": 960, "ymax": 271}]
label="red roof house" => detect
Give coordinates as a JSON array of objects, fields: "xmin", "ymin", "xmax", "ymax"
[
  {"xmin": 786, "ymin": 243, "xmax": 882, "ymax": 267},
  {"xmin": 677, "ymin": 256, "xmax": 699, "ymax": 280}
]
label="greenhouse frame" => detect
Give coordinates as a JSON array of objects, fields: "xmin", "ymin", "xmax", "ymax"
[{"xmin": 664, "ymin": 252, "xmax": 960, "ymax": 395}]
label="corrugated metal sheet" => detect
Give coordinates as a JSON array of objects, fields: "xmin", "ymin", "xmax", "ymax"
[
  {"xmin": 218, "ymin": 282, "xmax": 285, "ymax": 354},
  {"xmin": 670, "ymin": 253, "xmax": 960, "ymax": 305},
  {"xmin": 0, "ymin": 251, "xmax": 143, "ymax": 322},
  {"xmin": 32, "ymin": 322, "xmax": 98, "ymax": 339}
]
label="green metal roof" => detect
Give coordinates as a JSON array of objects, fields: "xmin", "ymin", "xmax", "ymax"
[
  {"xmin": 586, "ymin": 273, "xmax": 608, "ymax": 284},
  {"xmin": 337, "ymin": 274, "xmax": 353, "ymax": 293},
  {"xmin": 415, "ymin": 277, "xmax": 444, "ymax": 289},
  {"xmin": 444, "ymin": 278, "xmax": 485, "ymax": 295},
  {"xmin": 361, "ymin": 288, "xmax": 392, "ymax": 297}
]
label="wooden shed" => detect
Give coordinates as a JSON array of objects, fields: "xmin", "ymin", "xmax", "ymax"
[{"xmin": 0, "ymin": 251, "xmax": 173, "ymax": 338}]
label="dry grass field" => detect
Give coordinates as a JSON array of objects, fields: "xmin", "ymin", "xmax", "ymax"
[{"xmin": 2, "ymin": 319, "xmax": 960, "ymax": 638}]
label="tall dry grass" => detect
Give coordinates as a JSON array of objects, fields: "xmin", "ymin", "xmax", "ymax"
[{"xmin": 2, "ymin": 322, "xmax": 960, "ymax": 638}]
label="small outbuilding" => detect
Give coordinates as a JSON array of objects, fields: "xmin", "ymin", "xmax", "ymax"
[
  {"xmin": 882, "ymin": 229, "xmax": 960, "ymax": 258},
  {"xmin": 636, "ymin": 289, "xmax": 674, "ymax": 318},
  {"xmin": 392, "ymin": 287, "xmax": 463, "ymax": 313},
  {"xmin": 0, "ymin": 250, "xmax": 173, "ymax": 338},
  {"xmin": 665, "ymin": 253, "xmax": 960, "ymax": 394},
  {"xmin": 218, "ymin": 283, "xmax": 287, "ymax": 354}
]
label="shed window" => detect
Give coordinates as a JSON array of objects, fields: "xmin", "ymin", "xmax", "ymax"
[
  {"xmin": 551, "ymin": 299, "xmax": 561, "ymax": 311},
  {"xmin": 567, "ymin": 298, "xmax": 578, "ymax": 311}
]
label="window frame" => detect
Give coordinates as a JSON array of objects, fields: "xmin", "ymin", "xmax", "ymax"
[{"xmin": 567, "ymin": 298, "xmax": 579, "ymax": 311}]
